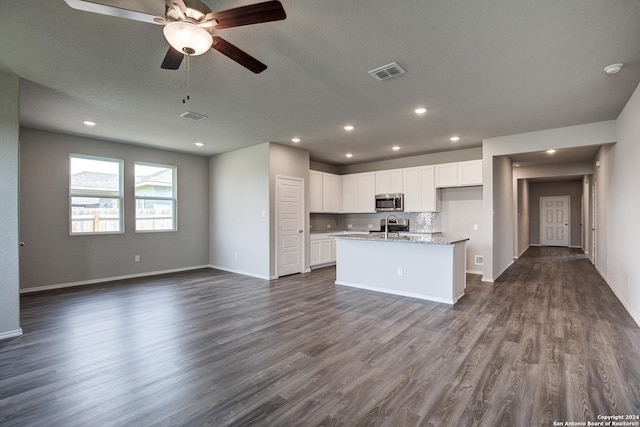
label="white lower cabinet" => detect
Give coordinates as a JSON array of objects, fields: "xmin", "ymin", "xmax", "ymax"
[{"xmin": 310, "ymin": 233, "xmax": 335, "ymax": 267}]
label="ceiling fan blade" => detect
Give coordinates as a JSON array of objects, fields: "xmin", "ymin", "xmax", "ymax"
[
  {"xmin": 160, "ymin": 46, "xmax": 184, "ymax": 70},
  {"xmin": 207, "ymin": 1, "xmax": 286, "ymax": 30},
  {"xmin": 165, "ymin": 0, "xmax": 186, "ymax": 20},
  {"xmin": 211, "ymin": 36, "xmax": 267, "ymax": 74},
  {"xmin": 63, "ymin": 0, "xmax": 161, "ymax": 25}
]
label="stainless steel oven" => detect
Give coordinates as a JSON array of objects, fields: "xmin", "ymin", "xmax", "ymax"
[{"xmin": 375, "ymin": 193, "xmax": 404, "ymax": 212}]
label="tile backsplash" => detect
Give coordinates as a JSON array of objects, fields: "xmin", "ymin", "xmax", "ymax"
[{"xmin": 310, "ymin": 212, "xmax": 440, "ymax": 233}]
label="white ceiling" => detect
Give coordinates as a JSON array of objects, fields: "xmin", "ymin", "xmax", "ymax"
[{"xmin": 1, "ymin": 1, "xmax": 639, "ymax": 165}]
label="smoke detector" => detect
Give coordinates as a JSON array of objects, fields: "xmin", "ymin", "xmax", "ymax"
[
  {"xmin": 604, "ymin": 63, "xmax": 623, "ymax": 75},
  {"xmin": 368, "ymin": 62, "xmax": 406, "ymax": 81}
]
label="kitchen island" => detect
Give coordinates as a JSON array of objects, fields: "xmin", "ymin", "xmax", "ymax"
[{"xmin": 333, "ymin": 233, "xmax": 469, "ymax": 305}]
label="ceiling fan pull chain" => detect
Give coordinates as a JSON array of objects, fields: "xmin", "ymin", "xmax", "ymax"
[{"xmin": 182, "ymin": 53, "xmax": 191, "ymax": 104}]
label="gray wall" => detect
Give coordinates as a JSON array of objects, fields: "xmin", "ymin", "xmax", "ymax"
[
  {"xmin": 491, "ymin": 155, "xmax": 515, "ymax": 281},
  {"xmin": 209, "ymin": 143, "xmax": 271, "ymax": 279},
  {"xmin": 269, "ymin": 143, "xmax": 310, "ymax": 277},
  {"xmin": 0, "ymin": 72, "xmax": 21, "ymax": 338},
  {"xmin": 19, "ymin": 128, "xmax": 209, "ymax": 290},
  {"xmin": 528, "ymin": 180, "xmax": 582, "ymax": 247},
  {"xmin": 439, "ymin": 187, "xmax": 483, "ymax": 272},
  {"xmin": 516, "ymin": 179, "xmax": 530, "ymax": 257},
  {"xmin": 598, "ymin": 81, "xmax": 640, "ymax": 324}
]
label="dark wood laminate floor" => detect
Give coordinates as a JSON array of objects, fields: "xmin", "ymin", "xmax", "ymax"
[{"xmin": 1, "ymin": 247, "xmax": 639, "ymax": 426}]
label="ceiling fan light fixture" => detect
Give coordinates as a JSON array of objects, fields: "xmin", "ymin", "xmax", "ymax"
[{"xmin": 163, "ymin": 21, "xmax": 213, "ymax": 56}]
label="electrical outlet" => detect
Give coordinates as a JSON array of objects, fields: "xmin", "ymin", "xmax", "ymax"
[
  {"xmin": 368, "ymin": 224, "xmax": 373, "ymax": 229},
  {"xmin": 628, "ymin": 277, "xmax": 631, "ymax": 288},
  {"xmin": 473, "ymin": 224, "xmax": 479, "ymax": 231},
  {"xmin": 397, "ymin": 267, "xmax": 403, "ymax": 276},
  {"xmin": 234, "ymin": 252, "xmax": 238, "ymax": 260},
  {"xmin": 347, "ymin": 224, "xmax": 352, "ymax": 228},
  {"xmin": 327, "ymin": 224, "xmax": 331, "ymax": 228},
  {"xmin": 134, "ymin": 255, "xmax": 140, "ymax": 263}
]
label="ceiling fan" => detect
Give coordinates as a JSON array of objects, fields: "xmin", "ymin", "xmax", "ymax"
[{"xmin": 63, "ymin": 0, "xmax": 286, "ymax": 73}]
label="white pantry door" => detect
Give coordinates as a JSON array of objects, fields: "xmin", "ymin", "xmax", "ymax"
[
  {"xmin": 540, "ymin": 196, "xmax": 570, "ymax": 247},
  {"xmin": 276, "ymin": 176, "xmax": 304, "ymax": 277}
]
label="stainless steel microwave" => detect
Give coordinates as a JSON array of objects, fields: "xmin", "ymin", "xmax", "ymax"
[{"xmin": 375, "ymin": 193, "xmax": 404, "ymax": 212}]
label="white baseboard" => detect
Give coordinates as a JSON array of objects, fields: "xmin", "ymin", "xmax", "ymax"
[
  {"xmin": 515, "ymin": 245, "xmax": 530, "ymax": 259},
  {"xmin": 209, "ymin": 265, "xmax": 271, "ymax": 281},
  {"xmin": 487, "ymin": 259, "xmax": 514, "ymax": 283},
  {"xmin": 335, "ymin": 280, "xmax": 455, "ymax": 305},
  {"xmin": 466, "ymin": 269, "xmax": 482, "ymax": 275},
  {"xmin": 595, "ymin": 265, "xmax": 640, "ymax": 328},
  {"xmin": 0, "ymin": 328, "xmax": 23, "ymax": 341},
  {"xmin": 20, "ymin": 265, "xmax": 211, "ymax": 294}
]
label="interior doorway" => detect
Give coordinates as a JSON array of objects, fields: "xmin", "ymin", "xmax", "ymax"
[{"xmin": 540, "ymin": 196, "xmax": 570, "ymax": 247}]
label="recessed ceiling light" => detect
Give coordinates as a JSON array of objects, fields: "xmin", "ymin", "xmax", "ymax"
[
  {"xmin": 414, "ymin": 107, "xmax": 427, "ymax": 115},
  {"xmin": 83, "ymin": 120, "xmax": 96, "ymax": 127},
  {"xmin": 450, "ymin": 136, "xmax": 460, "ymax": 142},
  {"xmin": 604, "ymin": 63, "xmax": 623, "ymax": 75},
  {"xmin": 546, "ymin": 149, "xmax": 556, "ymax": 154},
  {"xmin": 194, "ymin": 141, "xmax": 204, "ymax": 147},
  {"xmin": 344, "ymin": 125, "xmax": 355, "ymax": 132},
  {"xmin": 392, "ymin": 145, "xmax": 400, "ymax": 151},
  {"xmin": 514, "ymin": 163, "xmax": 521, "ymax": 168},
  {"xmin": 291, "ymin": 138, "xmax": 301, "ymax": 143},
  {"xmin": 345, "ymin": 153, "xmax": 353, "ymax": 158}
]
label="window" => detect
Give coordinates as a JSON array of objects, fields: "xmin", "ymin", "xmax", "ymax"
[
  {"xmin": 135, "ymin": 162, "xmax": 177, "ymax": 232},
  {"xmin": 70, "ymin": 154, "xmax": 124, "ymax": 234}
]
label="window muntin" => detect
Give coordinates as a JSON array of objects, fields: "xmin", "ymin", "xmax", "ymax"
[
  {"xmin": 70, "ymin": 154, "xmax": 124, "ymax": 234},
  {"xmin": 135, "ymin": 162, "xmax": 177, "ymax": 232}
]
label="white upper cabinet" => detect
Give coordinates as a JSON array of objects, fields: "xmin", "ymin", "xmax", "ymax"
[
  {"xmin": 322, "ymin": 172, "xmax": 343, "ymax": 213},
  {"xmin": 356, "ymin": 172, "xmax": 376, "ymax": 213},
  {"xmin": 309, "ymin": 170, "xmax": 323, "ymax": 212},
  {"xmin": 342, "ymin": 172, "xmax": 375, "ymax": 213},
  {"xmin": 375, "ymin": 169, "xmax": 403, "ymax": 194},
  {"xmin": 312, "ymin": 159, "xmax": 481, "ymax": 214},
  {"xmin": 342, "ymin": 174, "xmax": 358, "ymax": 213},
  {"xmin": 402, "ymin": 167, "xmax": 420, "ymax": 212},
  {"xmin": 457, "ymin": 160, "xmax": 483, "ymax": 186},
  {"xmin": 435, "ymin": 162, "xmax": 459, "ymax": 188},
  {"xmin": 418, "ymin": 166, "xmax": 439, "ymax": 212},
  {"xmin": 403, "ymin": 166, "xmax": 439, "ymax": 212},
  {"xmin": 309, "ymin": 171, "xmax": 342, "ymax": 213},
  {"xmin": 435, "ymin": 160, "xmax": 482, "ymax": 188}
]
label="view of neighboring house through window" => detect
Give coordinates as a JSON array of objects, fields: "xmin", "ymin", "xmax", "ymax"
[
  {"xmin": 135, "ymin": 162, "xmax": 177, "ymax": 232},
  {"xmin": 70, "ymin": 154, "xmax": 124, "ymax": 234}
]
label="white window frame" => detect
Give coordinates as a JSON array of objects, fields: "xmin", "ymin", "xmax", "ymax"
[
  {"xmin": 134, "ymin": 162, "xmax": 177, "ymax": 233},
  {"xmin": 69, "ymin": 154, "xmax": 124, "ymax": 235}
]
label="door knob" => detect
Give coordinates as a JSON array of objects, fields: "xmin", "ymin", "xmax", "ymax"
[
  {"xmin": 298, "ymin": 230, "xmax": 303, "ymax": 233},
  {"xmin": 19, "ymin": 242, "xmax": 25, "ymax": 247}
]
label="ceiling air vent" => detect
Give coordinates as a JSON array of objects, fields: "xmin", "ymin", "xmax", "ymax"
[
  {"xmin": 180, "ymin": 111, "xmax": 208, "ymax": 121},
  {"xmin": 368, "ymin": 62, "xmax": 406, "ymax": 81}
]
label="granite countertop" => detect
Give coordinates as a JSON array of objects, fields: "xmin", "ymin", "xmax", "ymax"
[
  {"xmin": 310, "ymin": 230, "xmax": 442, "ymax": 235},
  {"xmin": 332, "ymin": 233, "xmax": 468, "ymax": 245}
]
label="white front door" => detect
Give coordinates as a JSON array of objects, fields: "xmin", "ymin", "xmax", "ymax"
[
  {"xmin": 277, "ymin": 176, "xmax": 304, "ymax": 277},
  {"xmin": 540, "ymin": 196, "xmax": 570, "ymax": 247}
]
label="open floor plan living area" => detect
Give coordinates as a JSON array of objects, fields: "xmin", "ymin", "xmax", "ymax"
[{"xmin": 1, "ymin": 1, "xmax": 640, "ymax": 425}]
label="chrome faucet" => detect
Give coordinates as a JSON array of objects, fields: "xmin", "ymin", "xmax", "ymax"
[{"xmin": 385, "ymin": 214, "xmax": 399, "ymax": 239}]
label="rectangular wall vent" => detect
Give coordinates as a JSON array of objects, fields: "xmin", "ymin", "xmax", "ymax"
[
  {"xmin": 180, "ymin": 111, "xmax": 208, "ymax": 121},
  {"xmin": 368, "ymin": 62, "xmax": 406, "ymax": 81}
]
